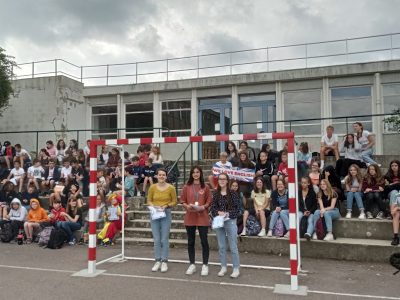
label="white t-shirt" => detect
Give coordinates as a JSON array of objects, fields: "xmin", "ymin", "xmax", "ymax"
[
  {"xmin": 61, "ymin": 166, "xmax": 72, "ymax": 178},
  {"xmin": 10, "ymin": 167, "xmax": 25, "ymax": 179},
  {"xmin": 357, "ymin": 130, "xmax": 371, "ymax": 147},
  {"xmin": 27, "ymin": 166, "xmax": 45, "ymax": 179},
  {"xmin": 84, "ymin": 146, "xmax": 90, "ymax": 156},
  {"xmin": 216, "ymin": 161, "xmax": 233, "ymax": 169},
  {"xmin": 16, "ymin": 148, "xmax": 31, "ymax": 160},
  {"xmin": 321, "ymin": 134, "xmax": 338, "ymax": 147}
]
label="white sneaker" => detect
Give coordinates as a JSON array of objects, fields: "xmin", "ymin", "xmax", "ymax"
[
  {"xmin": 218, "ymin": 267, "xmax": 227, "ymax": 277},
  {"xmin": 376, "ymin": 211, "xmax": 384, "ymax": 220},
  {"xmin": 160, "ymin": 262, "xmax": 168, "ymax": 273},
  {"xmin": 240, "ymin": 228, "xmax": 246, "ymax": 236},
  {"xmin": 137, "ymin": 192, "xmax": 142, "ymax": 197},
  {"xmin": 151, "ymin": 261, "xmax": 161, "ymax": 272},
  {"xmin": 257, "ymin": 229, "xmax": 266, "ymax": 237},
  {"xmin": 185, "ymin": 264, "xmax": 196, "ymax": 275},
  {"xmin": 312, "ymin": 233, "xmax": 318, "ymax": 240},
  {"xmin": 358, "ymin": 212, "xmax": 366, "ymax": 219},
  {"xmin": 366, "ymin": 211, "xmax": 373, "ymax": 219},
  {"xmin": 266, "ymin": 230, "xmax": 273, "ymax": 237},
  {"xmin": 201, "ymin": 265, "xmax": 209, "ymax": 276},
  {"xmin": 345, "ymin": 211, "xmax": 352, "ymax": 219},
  {"xmin": 283, "ymin": 231, "xmax": 290, "ymax": 238},
  {"xmin": 323, "ymin": 232, "xmax": 334, "ymax": 241},
  {"xmin": 230, "ymin": 268, "xmax": 240, "ymax": 278}
]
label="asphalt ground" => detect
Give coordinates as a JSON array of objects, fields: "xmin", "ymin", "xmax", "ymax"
[{"xmin": 0, "ymin": 242, "xmax": 399, "ymax": 300}]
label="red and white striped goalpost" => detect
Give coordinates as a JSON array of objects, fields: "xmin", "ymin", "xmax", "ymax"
[{"xmin": 84, "ymin": 132, "xmax": 303, "ymax": 292}]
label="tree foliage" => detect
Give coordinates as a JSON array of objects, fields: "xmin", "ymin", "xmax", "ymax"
[
  {"xmin": 384, "ymin": 108, "xmax": 400, "ymax": 132},
  {"xmin": 0, "ymin": 47, "xmax": 16, "ymax": 115}
]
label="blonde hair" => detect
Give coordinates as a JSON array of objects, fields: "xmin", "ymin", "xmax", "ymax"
[
  {"xmin": 318, "ymin": 179, "xmax": 334, "ymax": 200},
  {"xmin": 345, "ymin": 164, "xmax": 363, "ymax": 187}
]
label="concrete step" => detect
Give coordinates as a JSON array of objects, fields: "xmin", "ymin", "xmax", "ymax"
[
  {"xmin": 130, "ymin": 219, "xmax": 184, "ymax": 229},
  {"xmin": 128, "ymin": 210, "xmax": 186, "ymax": 221},
  {"xmin": 333, "ymin": 218, "xmax": 392, "ymax": 240},
  {"xmin": 125, "ymin": 227, "xmax": 188, "ymax": 240}
]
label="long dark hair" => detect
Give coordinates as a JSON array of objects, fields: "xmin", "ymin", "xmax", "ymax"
[
  {"xmin": 253, "ymin": 176, "xmax": 266, "ymax": 193},
  {"xmin": 186, "ymin": 165, "xmax": 205, "ymax": 189},
  {"xmin": 225, "ymin": 141, "xmax": 238, "ymax": 156},
  {"xmin": 385, "ymin": 160, "xmax": 400, "ymax": 182},
  {"xmin": 57, "ymin": 139, "xmax": 66, "ymax": 150},
  {"xmin": 354, "ymin": 122, "xmax": 364, "ymax": 139},
  {"xmin": 322, "ymin": 165, "xmax": 341, "ymax": 189},
  {"xmin": 216, "ymin": 173, "xmax": 233, "ymax": 210},
  {"xmin": 343, "ymin": 133, "xmax": 355, "ymax": 148},
  {"xmin": 300, "ymin": 176, "xmax": 312, "ymax": 191},
  {"xmin": 238, "ymin": 151, "xmax": 253, "ymax": 168}
]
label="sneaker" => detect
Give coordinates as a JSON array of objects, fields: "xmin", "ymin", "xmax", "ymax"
[
  {"xmin": 218, "ymin": 267, "xmax": 227, "ymax": 277},
  {"xmin": 345, "ymin": 211, "xmax": 352, "ymax": 219},
  {"xmin": 358, "ymin": 212, "xmax": 366, "ymax": 219},
  {"xmin": 201, "ymin": 265, "xmax": 209, "ymax": 276},
  {"xmin": 230, "ymin": 268, "xmax": 240, "ymax": 278},
  {"xmin": 151, "ymin": 261, "xmax": 161, "ymax": 272},
  {"xmin": 376, "ymin": 211, "xmax": 384, "ymax": 220},
  {"xmin": 240, "ymin": 228, "xmax": 246, "ymax": 236},
  {"xmin": 266, "ymin": 230, "xmax": 273, "ymax": 237},
  {"xmin": 377, "ymin": 164, "xmax": 382, "ymax": 168},
  {"xmin": 323, "ymin": 232, "xmax": 334, "ymax": 241},
  {"xmin": 283, "ymin": 231, "xmax": 289, "ymax": 239},
  {"xmin": 185, "ymin": 264, "xmax": 196, "ymax": 275},
  {"xmin": 160, "ymin": 262, "xmax": 168, "ymax": 273},
  {"xmin": 366, "ymin": 211, "xmax": 373, "ymax": 219},
  {"xmin": 68, "ymin": 239, "xmax": 76, "ymax": 246},
  {"xmin": 391, "ymin": 236, "xmax": 399, "ymax": 246},
  {"xmin": 312, "ymin": 233, "xmax": 318, "ymax": 240},
  {"xmin": 257, "ymin": 229, "xmax": 266, "ymax": 237},
  {"xmin": 304, "ymin": 233, "xmax": 311, "ymax": 241}
]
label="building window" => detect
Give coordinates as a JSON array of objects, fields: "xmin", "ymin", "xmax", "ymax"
[
  {"xmin": 161, "ymin": 100, "xmax": 191, "ymax": 137},
  {"xmin": 126, "ymin": 103, "xmax": 154, "ymax": 138},
  {"xmin": 331, "ymin": 86, "xmax": 372, "ymax": 133},
  {"xmin": 283, "ymin": 90, "xmax": 321, "ymax": 135},
  {"xmin": 383, "ymin": 83, "xmax": 400, "ymax": 132},
  {"xmin": 91, "ymin": 105, "xmax": 118, "ymax": 139}
]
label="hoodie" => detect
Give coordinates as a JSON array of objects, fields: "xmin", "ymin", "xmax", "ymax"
[
  {"xmin": 27, "ymin": 199, "xmax": 49, "ymax": 223},
  {"xmin": 8, "ymin": 198, "xmax": 27, "ymax": 221},
  {"xmin": 50, "ymin": 206, "xmax": 66, "ymax": 224}
]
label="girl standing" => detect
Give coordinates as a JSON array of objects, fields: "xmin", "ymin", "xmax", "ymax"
[
  {"xmin": 362, "ymin": 164, "xmax": 385, "ymax": 219},
  {"xmin": 210, "ymin": 173, "xmax": 241, "ymax": 278},
  {"xmin": 298, "ymin": 176, "xmax": 317, "ymax": 241},
  {"xmin": 267, "ymin": 179, "xmax": 289, "ymax": 238},
  {"xmin": 147, "ymin": 168, "xmax": 177, "ymax": 273},
  {"xmin": 344, "ymin": 164, "xmax": 366, "ymax": 219},
  {"xmin": 180, "ymin": 166, "xmax": 212, "ymax": 276}
]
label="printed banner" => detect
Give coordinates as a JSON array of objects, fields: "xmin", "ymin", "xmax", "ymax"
[{"xmin": 212, "ymin": 164, "xmax": 255, "ymax": 182}]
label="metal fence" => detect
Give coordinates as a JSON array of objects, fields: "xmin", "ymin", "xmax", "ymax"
[{"xmin": 13, "ymin": 32, "xmax": 400, "ymax": 86}]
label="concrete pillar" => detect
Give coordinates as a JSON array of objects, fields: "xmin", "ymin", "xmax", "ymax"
[
  {"xmin": 153, "ymin": 92, "xmax": 161, "ymax": 138},
  {"xmin": 117, "ymin": 94, "xmax": 125, "ymax": 139},
  {"xmin": 373, "ymin": 73, "xmax": 383, "ymax": 155},
  {"xmin": 322, "ymin": 77, "xmax": 330, "ymax": 134},
  {"xmin": 275, "ymin": 82, "xmax": 284, "ymax": 150},
  {"xmin": 191, "ymin": 89, "xmax": 199, "ymax": 160},
  {"xmin": 85, "ymin": 98, "xmax": 91, "ymax": 140},
  {"xmin": 231, "ymin": 85, "xmax": 239, "ymax": 134}
]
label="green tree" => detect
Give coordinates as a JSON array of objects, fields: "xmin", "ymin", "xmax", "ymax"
[
  {"xmin": 0, "ymin": 47, "xmax": 16, "ymax": 115},
  {"xmin": 384, "ymin": 108, "xmax": 400, "ymax": 132}
]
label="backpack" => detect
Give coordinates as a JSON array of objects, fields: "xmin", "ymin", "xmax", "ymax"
[
  {"xmin": 315, "ymin": 217, "xmax": 327, "ymax": 240},
  {"xmin": 299, "ymin": 216, "xmax": 308, "ymax": 238},
  {"xmin": 0, "ymin": 222, "xmax": 17, "ymax": 243},
  {"xmin": 165, "ymin": 162, "xmax": 180, "ymax": 184},
  {"xmin": 273, "ymin": 217, "xmax": 286, "ymax": 237},
  {"xmin": 47, "ymin": 228, "xmax": 68, "ymax": 249},
  {"xmin": 246, "ymin": 215, "xmax": 261, "ymax": 236},
  {"xmin": 38, "ymin": 226, "xmax": 54, "ymax": 246}
]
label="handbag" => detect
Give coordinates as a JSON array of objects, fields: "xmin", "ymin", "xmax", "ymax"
[{"xmin": 212, "ymin": 215, "xmax": 225, "ymax": 229}]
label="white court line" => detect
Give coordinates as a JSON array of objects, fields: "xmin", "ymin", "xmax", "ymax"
[{"xmin": 0, "ymin": 264, "xmax": 399, "ymax": 300}]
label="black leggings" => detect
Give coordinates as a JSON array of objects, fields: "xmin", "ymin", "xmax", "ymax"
[
  {"xmin": 186, "ymin": 226, "xmax": 209, "ymax": 265},
  {"xmin": 364, "ymin": 192, "xmax": 386, "ymax": 212}
]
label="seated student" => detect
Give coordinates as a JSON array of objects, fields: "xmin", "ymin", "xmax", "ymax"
[
  {"xmin": 66, "ymin": 183, "xmax": 84, "ymax": 208},
  {"xmin": 149, "ymin": 146, "xmax": 163, "ymax": 168},
  {"xmin": 60, "ymin": 158, "xmax": 72, "ymax": 186},
  {"xmin": 312, "ymin": 179, "xmax": 340, "ymax": 241},
  {"xmin": 141, "ymin": 158, "xmax": 157, "ymax": 195},
  {"xmin": 0, "ymin": 141, "xmax": 15, "ymax": 169},
  {"xmin": 259, "ymin": 143, "xmax": 279, "ymax": 165},
  {"xmin": 107, "ymin": 148, "xmax": 121, "ymax": 169},
  {"xmin": 208, "ymin": 152, "xmax": 233, "ymax": 190},
  {"xmin": 98, "ymin": 146, "xmax": 111, "ymax": 168},
  {"xmin": 56, "ymin": 198, "xmax": 83, "ymax": 245},
  {"xmin": 238, "ymin": 151, "xmax": 256, "ymax": 194},
  {"xmin": 82, "ymin": 194, "xmax": 105, "ymax": 243},
  {"xmin": 336, "ymin": 133, "xmax": 366, "ymax": 178},
  {"xmin": 239, "ymin": 141, "xmax": 256, "ymax": 162},
  {"xmin": 298, "ymin": 176, "xmax": 317, "ymax": 241},
  {"xmin": 115, "ymin": 168, "xmax": 135, "ymax": 197},
  {"xmin": 0, "ymin": 181, "xmax": 17, "ymax": 220},
  {"xmin": 96, "ymin": 168, "xmax": 108, "ymax": 198},
  {"xmin": 320, "ymin": 125, "xmax": 339, "ymax": 170},
  {"xmin": 4, "ymin": 198, "xmax": 27, "ymax": 239},
  {"xmin": 42, "ymin": 158, "xmax": 60, "ymax": 193},
  {"xmin": 48, "ymin": 179, "xmax": 66, "ymax": 208},
  {"xmin": 48, "ymin": 199, "xmax": 66, "ymax": 224},
  {"xmin": 321, "ymin": 165, "xmax": 343, "ymax": 201},
  {"xmin": 353, "ymin": 122, "xmax": 380, "ymax": 167},
  {"xmin": 45, "ymin": 140, "xmax": 57, "ymax": 159},
  {"xmin": 344, "ymin": 164, "xmax": 366, "ymax": 219},
  {"xmin": 385, "ymin": 160, "xmax": 400, "ymax": 211},
  {"xmin": 24, "ymin": 199, "xmax": 49, "ymax": 243},
  {"xmin": 100, "ymin": 194, "xmax": 123, "ymax": 246},
  {"xmin": 26, "ymin": 159, "xmax": 45, "ymax": 192},
  {"xmin": 271, "ymin": 151, "xmax": 289, "ymax": 190},
  {"xmin": 230, "ymin": 180, "xmax": 244, "ymax": 231},
  {"xmin": 6, "ymin": 161, "xmax": 25, "ymax": 193},
  {"xmin": 129, "ymin": 157, "xmax": 143, "ymax": 196},
  {"xmin": 363, "ymin": 164, "xmax": 385, "ymax": 219},
  {"xmin": 136, "ymin": 146, "xmax": 148, "ymax": 168},
  {"xmin": 69, "ymin": 158, "xmax": 84, "ymax": 192},
  {"xmin": 14, "ymin": 143, "xmax": 32, "ymax": 168},
  {"xmin": 21, "ymin": 185, "xmax": 39, "ymax": 211},
  {"xmin": 255, "ymin": 151, "xmax": 274, "ymax": 190},
  {"xmin": 267, "ymin": 179, "xmax": 289, "ymax": 238},
  {"xmin": 297, "ymin": 142, "xmax": 312, "ymax": 179},
  {"xmin": 225, "ymin": 141, "xmax": 240, "ymax": 167},
  {"xmin": 309, "ymin": 161, "xmax": 321, "ymax": 194},
  {"xmin": 38, "ymin": 148, "xmax": 51, "ymax": 168},
  {"xmin": 241, "ymin": 177, "xmax": 271, "ymax": 237}
]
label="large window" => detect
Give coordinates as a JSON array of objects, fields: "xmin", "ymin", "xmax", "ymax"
[
  {"xmin": 161, "ymin": 100, "xmax": 191, "ymax": 137},
  {"xmin": 383, "ymin": 83, "xmax": 400, "ymax": 132},
  {"xmin": 125, "ymin": 103, "xmax": 154, "ymax": 138},
  {"xmin": 331, "ymin": 86, "xmax": 372, "ymax": 133},
  {"xmin": 92, "ymin": 106, "xmax": 118, "ymax": 139},
  {"xmin": 283, "ymin": 90, "xmax": 321, "ymax": 135}
]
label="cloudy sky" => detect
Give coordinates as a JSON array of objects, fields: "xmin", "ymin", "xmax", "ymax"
[{"xmin": 1, "ymin": 0, "xmax": 399, "ymax": 83}]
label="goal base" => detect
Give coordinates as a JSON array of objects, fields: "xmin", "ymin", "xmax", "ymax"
[
  {"xmin": 71, "ymin": 268, "xmax": 106, "ymax": 278},
  {"xmin": 273, "ymin": 284, "xmax": 308, "ymax": 296}
]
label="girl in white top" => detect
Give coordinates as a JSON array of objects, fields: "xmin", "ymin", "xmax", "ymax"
[
  {"xmin": 353, "ymin": 122, "xmax": 380, "ymax": 166},
  {"xmin": 149, "ymin": 146, "xmax": 163, "ymax": 166}
]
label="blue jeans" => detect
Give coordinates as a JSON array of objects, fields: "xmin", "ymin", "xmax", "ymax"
[
  {"xmin": 361, "ymin": 148, "xmax": 378, "ymax": 165},
  {"xmin": 214, "ymin": 218, "xmax": 240, "ymax": 269},
  {"xmin": 346, "ymin": 191, "xmax": 364, "ymax": 210},
  {"xmin": 150, "ymin": 209, "xmax": 171, "ymax": 262},
  {"xmin": 297, "ymin": 211, "xmax": 314, "ymax": 235},
  {"xmin": 313, "ymin": 208, "xmax": 340, "ymax": 232},
  {"xmin": 56, "ymin": 221, "xmax": 81, "ymax": 242},
  {"xmin": 389, "ymin": 190, "xmax": 400, "ymax": 205},
  {"xmin": 269, "ymin": 209, "xmax": 289, "ymax": 231}
]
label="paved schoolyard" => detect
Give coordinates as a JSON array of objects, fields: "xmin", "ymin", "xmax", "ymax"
[{"xmin": 0, "ymin": 242, "xmax": 399, "ymax": 300}]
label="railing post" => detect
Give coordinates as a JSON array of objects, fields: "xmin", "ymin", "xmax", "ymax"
[
  {"xmin": 166, "ymin": 59, "xmax": 169, "ymax": 81},
  {"xmin": 190, "ymin": 142, "xmax": 193, "ymax": 169},
  {"xmin": 229, "ymin": 52, "xmax": 232, "ymax": 75},
  {"xmin": 36, "ymin": 131, "xmax": 39, "ymax": 156},
  {"xmin": 305, "ymin": 44, "xmax": 308, "ymax": 68},
  {"xmin": 80, "ymin": 66, "xmax": 83, "ymax": 83},
  {"xmin": 197, "ymin": 56, "xmax": 200, "ymax": 78},
  {"xmin": 77, "ymin": 130, "xmax": 80, "ymax": 147},
  {"xmin": 289, "ymin": 121, "xmax": 292, "ymax": 132},
  {"xmin": 106, "ymin": 64, "xmax": 109, "ymax": 86},
  {"xmin": 346, "ymin": 117, "xmax": 349, "ymax": 134},
  {"xmin": 135, "ymin": 63, "xmax": 138, "ymax": 84},
  {"xmin": 55, "ymin": 59, "xmax": 58, "ymax": 76},
  {"xmin": 266, "ymin": 47, "xmax": 269, "ymax": 71},
  {"xmin": 390, "ymin": 34, "xmax": 393, "ymax": 60},
  {"xmin": 345, "ymin": 38, "xmax": 349, "ymax": 63},
  {"xmin": 32, "ymin": 62, "xmax": 34, "ymax": 78}
]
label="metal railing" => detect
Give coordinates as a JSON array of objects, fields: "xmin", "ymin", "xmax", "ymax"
[{"xmin": 13, "ymin": 32, "xmax": 400, "ymax": 86}]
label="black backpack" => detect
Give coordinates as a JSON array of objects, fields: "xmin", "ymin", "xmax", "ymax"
[
  {"xmin": 299, "ymin": 216, "xmax": 308, "ymax": 238},
  {"xmin": 0, "ymin": 222, "xmax": 17, "ymax": 243},
  {"xmin": 47, "ymin": 228, "xmax": 68, "ymax": 249},
  {"xmin": 246, "ymin": 215, "xmax": 261, "ymax": 236}
]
